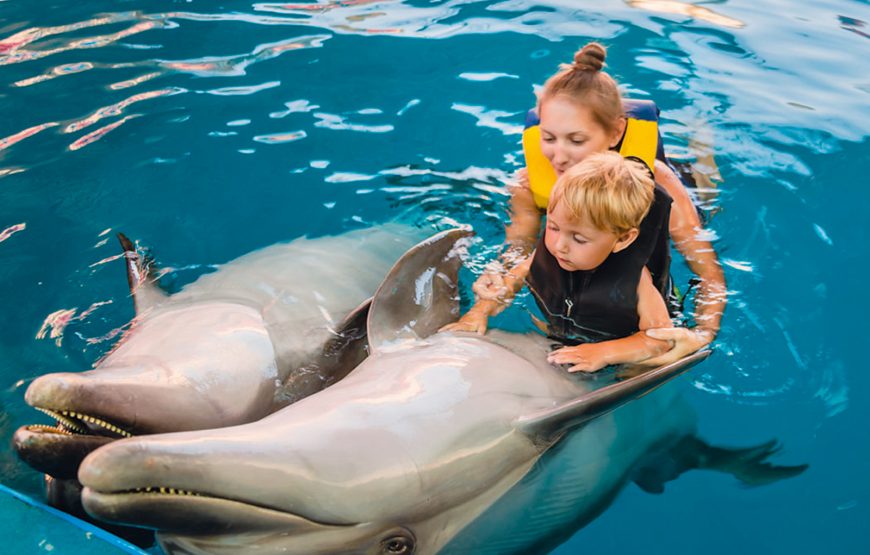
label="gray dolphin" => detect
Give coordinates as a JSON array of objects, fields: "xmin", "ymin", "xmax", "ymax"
[
  {"xmin": 14, "ymin": 224, "xmax": 424, "ymax": 481},
  {"xmin": 77, "ymin": 229, "xmax": 806, "ymax": 555}
]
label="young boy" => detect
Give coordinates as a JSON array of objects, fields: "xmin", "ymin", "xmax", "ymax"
[{"xmin": 443, "ymin": 152, "xmax": 673, "ymax": 372}]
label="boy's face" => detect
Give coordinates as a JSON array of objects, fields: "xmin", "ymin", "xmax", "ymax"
[
  {"xmin": 544, "ymin": 200, "xmax": 636, "ymax": 271},
  {"xmin": 539, "ymin": 96, "xmax": 624, "ymax": 177}
]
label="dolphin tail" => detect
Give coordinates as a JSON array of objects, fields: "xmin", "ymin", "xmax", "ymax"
[
  {"xmin": 117, "ymin": 233, "xmax": 167, "ymax": 314},
  {"xmin": 633, "ymin": 436, "xmax": 809, "ymax": 494}
]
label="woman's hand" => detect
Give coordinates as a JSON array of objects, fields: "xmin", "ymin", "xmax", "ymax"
[
  {"xmin": 472, "ymin": 269, "xmax": 509, "ymax": 303},
  {"xmin": 440, "ymin": 310, "xmax": 490, "ymax": 335},
  {"xmin": 547, "ymin": 343, "xmax": 611, "ymax": 373},
  {"xmin": 641, "ymin": 327, "xmax": 714, "ymax": 366},
  {"xmin": 471, "ymin": 255, "xmax": 532, "ymax": 312}
]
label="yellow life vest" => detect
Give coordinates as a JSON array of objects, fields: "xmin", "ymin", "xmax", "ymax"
[{"xmin": 522, "ymin": 99, "xmax": 661, "ymax": 209}]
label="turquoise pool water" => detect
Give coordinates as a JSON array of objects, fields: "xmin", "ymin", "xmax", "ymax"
[{"xmin": 1, "ymin": 0, "xmax": 867, "ymax": 553}]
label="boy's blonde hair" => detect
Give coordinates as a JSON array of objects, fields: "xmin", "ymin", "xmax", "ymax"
[{"xmin": 548, "ymin": 152, "xmax": 655, "ymax": 235}]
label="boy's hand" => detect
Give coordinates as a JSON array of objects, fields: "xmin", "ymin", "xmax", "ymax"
[
  {"xmin": 547, "ymin": 343, "xmax": 611, "ymax": 373},
  {"xmin": 439, "ymin": 310, "xmax": 490, "ymax": 335}
]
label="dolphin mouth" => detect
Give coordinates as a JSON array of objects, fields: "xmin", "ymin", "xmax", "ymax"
[
  {"xmin": 14, "ymin": 407, "xmax": 133, "ymax": 478},
  {"xmin": 81, "ymin": 487, "xmax": 350, "ymax": 534},
  {"xmin": 31, "ymin": 407, "xmax": 133, "ymax": 439}
]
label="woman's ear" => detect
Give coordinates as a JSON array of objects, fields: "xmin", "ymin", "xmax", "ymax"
[
  {"xmin": 612, "ymin": 228, "xmax": 639, "ymax": 253},
  {"xmin": 609, "ymin": 116, "xmax": 627, "ymax": 149}
]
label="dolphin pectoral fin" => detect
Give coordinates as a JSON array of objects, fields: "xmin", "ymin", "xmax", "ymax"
[
  {"xmin": 323, "ymin": 296, "xmax": 371, "ymax": 371},
  {"xmin": 368, "ymin": 227, "xmax": 473, "ymax": 353},
  {"xmin": 633, "ymin": 436, "xmax": 808, "ymax": 494},
  {"xmin": 516, "ymin": 350, "xmax": 711, "ymax": 440},
  {"xmin": 279, "ymin": 298, "xmax": 373, "ymax": 405},
  {"xmin": 310, "ymin": 297, "xmax": 372, "ymax": 384},
  {"xmin": 117, "ymin": 233, "xmax": 168, "ymax": 314}
]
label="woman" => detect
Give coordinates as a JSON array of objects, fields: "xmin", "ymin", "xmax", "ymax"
[{"xmin": 472, "ymin": 42, "xmax": 726, "ymax": 366}]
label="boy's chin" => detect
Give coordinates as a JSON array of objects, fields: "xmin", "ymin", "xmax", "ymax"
[{"xmin": 555, "ymin": 258, "xmax": 575, "ymax": 271}]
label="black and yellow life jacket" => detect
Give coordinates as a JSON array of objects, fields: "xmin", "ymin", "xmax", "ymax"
[{"xmin": 522, "ymin": 99, "xmax": 665, "ymax": 210}]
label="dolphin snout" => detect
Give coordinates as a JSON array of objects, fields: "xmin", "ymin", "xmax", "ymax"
[
  {"xmin": 79, "ymin": 438, "xmax": 160, "ymax": 492},
  {"xmin": 13, "ymin": 426, "xmax": 113, "ymax": 479},
  {"xmin": 25, "ymin": 372, "xmax": 80, "ymax": 408}
]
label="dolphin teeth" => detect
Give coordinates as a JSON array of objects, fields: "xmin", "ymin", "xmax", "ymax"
[
  {"xmin": 126, "ymin": 486, "xmax": 201, "ymax": 496},
  {"xmin": 32, "ymin": 407, "xmax": 133, "ymax": 438},
  {"xmin": 27, "ymin": 424, "xmax": 73, "ymax": 435},
  {"xmin": 35, "ymin": 408, "xmax": 88, "ymax": 435}
]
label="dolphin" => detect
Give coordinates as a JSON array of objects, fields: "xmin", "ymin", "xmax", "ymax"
[
  {"xmin": 77, "ymin": 229, "xmax": 806, "ymax": 555},
  {"xmin": 14, "ymin": 223, "xmax": 424, "ymax": 482}
]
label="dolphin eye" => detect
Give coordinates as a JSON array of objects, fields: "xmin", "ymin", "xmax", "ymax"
[{"xmin": 381, "ymin": 534, "xmax": 414, "ymax": 554}]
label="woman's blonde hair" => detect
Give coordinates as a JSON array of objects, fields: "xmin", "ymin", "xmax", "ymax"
[
  {"xmin": 548, "ymin": 152, "xmax": 654, "ymax": 235},
  {"xmin": 538, "ymin": 42, "xmax": 624, "ymax": 135}
]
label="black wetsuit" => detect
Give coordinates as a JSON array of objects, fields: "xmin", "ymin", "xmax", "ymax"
[{"xmin": 526, "ymin": 185, "xmax": 673, "ymax": 344}]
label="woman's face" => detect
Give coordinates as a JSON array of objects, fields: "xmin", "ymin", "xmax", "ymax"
[{"xmin": 539, "ymin": 95, "xmax": 623, "ymax": 177}]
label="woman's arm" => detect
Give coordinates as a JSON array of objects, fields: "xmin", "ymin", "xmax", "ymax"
[
  {"xmin": 647, "ymin": 160, "xmax": 727, "ymax": 361},
  {"xmin": 503, "ymin": 170, "xmax": 542, "ymax": 254},
  {"xmin": 473, "ymin": 171, "xmax": 542, "ymax": 302},
  {"xmin": 547, "ymin": 268, "xmax": 672, "ymax": 372}
]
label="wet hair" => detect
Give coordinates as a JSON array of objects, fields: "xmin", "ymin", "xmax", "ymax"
[
  {"xmin": 548, "ymin": 152, "xmax": 654, "ymax": 235},
  {"xmin": 538, "ymin": 42, "xmax": 624, "ymax": 135}
]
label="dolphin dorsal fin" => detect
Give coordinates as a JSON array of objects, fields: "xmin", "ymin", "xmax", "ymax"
[
  {"xmin": 117, "ymin": 233, "xmax": 168, "ymax": 315},
  {"xmin": 367, "ymin": 228, "xmax": 472, "ymax": 353},
  {"xmin": 516, "ymin": 350, "xmax": 711, "ymax": 440}
]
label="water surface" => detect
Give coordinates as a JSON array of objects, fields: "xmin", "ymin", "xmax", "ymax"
[{"xmin": 1, "ymin": 0, "xmax": 868, "ymax": 553}]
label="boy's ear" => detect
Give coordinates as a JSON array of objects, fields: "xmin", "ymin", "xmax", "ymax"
[{"xmin": 611, "ymin": 228, "xmax": 639, "ymax": 253}]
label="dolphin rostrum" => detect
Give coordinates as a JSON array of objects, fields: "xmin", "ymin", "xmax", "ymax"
[
  {"xmin": 77, "ymin": 229, "xmax": 806, "ymax": 555},
  {"xmin": 14, "ymin": 224, "xmax": 424, "ymax": 482}
]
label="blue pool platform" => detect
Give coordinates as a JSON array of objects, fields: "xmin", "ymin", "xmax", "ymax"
[{"xmin": 0, "ymin": 484, "xmax": 148, "ymax": 555}]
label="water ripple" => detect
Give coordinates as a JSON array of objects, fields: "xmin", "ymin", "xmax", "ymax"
[
  {"xmin": 0, "ymin": 17, "xmax": 166, "ymax": 67},
  {"xmin": 0, "ymin": 223, "xmax": 26, "ymax": 244},
  {"xmin": 253, "ymin": 130, "xmax": 308, "ymax": 144},
  {"xmin": 159, "ymin": 34, "xmax": 330, "ymax": 77},
  {"xmin": 205, "ymin": 81, "xmax": 281, "ymax": 96},
  {"xmin": 68, "ymin": 114, "xmax": 141, "ymax": 151},
  {"xmin": 313, "ymin": 112, "xmax": 394, "ymax": 133},
  {"xmin": 64, "ymin": 87, "xmax": 183, "ymax": 134},
  {"xmin": 0, "ymin": 122, "xmax": 59, "ymax": 151}
]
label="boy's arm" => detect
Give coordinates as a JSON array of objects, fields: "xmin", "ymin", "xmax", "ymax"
[
  {"xmin": 637, "ymin": 266, "xmax": 674, "ymax": 330},
  {"xmin": 547, "ymin": 268, "xmax": 673, "ymax": 372},
  {"xmin": 441, "ymin": 256, "xmax": 533, "ymax": 335}
]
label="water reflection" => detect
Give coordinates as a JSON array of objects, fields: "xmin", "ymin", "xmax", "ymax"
[{"xmin": 626, "ymin": 0, "xmax": 745, "ymax": 28}]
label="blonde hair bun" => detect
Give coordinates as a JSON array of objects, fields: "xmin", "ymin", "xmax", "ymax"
[{"xmin": 573, "ymin": 42, "xmax": 607, "ymax": 72}]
